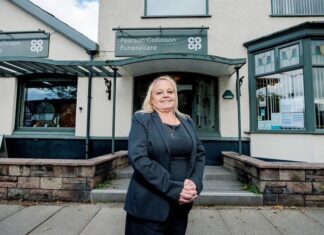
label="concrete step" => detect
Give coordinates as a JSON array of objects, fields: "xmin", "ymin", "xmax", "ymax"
[
  {"xmin": 105, "ymin": 178, "xmax": 245, "ymax": 192},
  {"xmin": 91, "ymin": 166, "xmax": 263, "ymax": 206},
  {"xmin": 114, "ymin": 166, "xmax": 238, "ymax": 181},
  {"xmin": 91, "ymin": 189, "xmax": 262, "ymax": 206}
]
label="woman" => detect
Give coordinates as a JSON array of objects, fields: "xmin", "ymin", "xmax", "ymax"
[{"xmin": 125, "ymin": 75, "xmax": 205, "ymax": 235}]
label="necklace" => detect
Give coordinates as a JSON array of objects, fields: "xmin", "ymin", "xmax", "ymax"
[{"xmin": 166, "ymin": 124, "xmax": 178, "ymax": 137}]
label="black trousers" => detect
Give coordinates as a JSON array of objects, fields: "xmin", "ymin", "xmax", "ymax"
[{"xmin": 125, "ymin": 203, "xmax": 191, "ymax": 235}]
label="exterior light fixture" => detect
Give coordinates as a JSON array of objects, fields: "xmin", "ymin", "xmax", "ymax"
[
  {"xmin": 104, "ymin": 78, "xmax": 112, "ymax": 100},
  {"xmin": 222, "ymin": 90, "xmax": 234, "ymax": 99}
]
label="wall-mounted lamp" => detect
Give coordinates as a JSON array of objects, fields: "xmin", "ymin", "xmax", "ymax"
[
  {"xmin": 104, "ymin": 78, "xmax": 112, "ymax": 100},
  {"xmin": 222, "ymin": 90, "xmax": 234, "ymax": 99}
]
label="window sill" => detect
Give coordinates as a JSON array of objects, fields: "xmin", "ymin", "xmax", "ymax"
[
  {"xmin": 249, "ymin": 130, "xmax": 324, "ymax": 135},
  {"xmin": 142, "ymin": 15, "xmax": 211, "ymax": 19},
  {"xmin": 199, "ymin": 136, "xmax": 250, "ymax": 141},
  {"xmin": 270, "ymin": 14, "xmax": 324, "ymax": 17},
  {"xmin": 10, "ymin": 128, "xmax": 76, "ymax": 139}
]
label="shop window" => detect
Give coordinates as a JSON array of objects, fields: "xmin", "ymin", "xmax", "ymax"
[
  {"xmin": 312, "ymin": 40, "xmax": 324, "ymax": 65},
  {"xmin": 279, "ymin": 44, "xmax": 300, "ymax": 68},
  {"xmin": 255, "ymin": 50, "xmax": 275, "ymax": 75},
  {"xmin": 256, "ymin": 69, "xmax": 305, "ymax": 130},
  {"xmin": 312, "ymin": 41, "xmax": 324, "ymax": 130},
  {"xmin": 133, "ymin": 73, "xmax": 218, "ymax": 134},
  {"xmin": 253, "ymin": 41, "xmax": 306, "ymax": 132},
  {"xmin": 145, "ymin": 0, "xmax": 208, "ymax": 16},
  {"xmin": 271, "ymin": 0, "xmax": 324, "ymax": 16},
  {"xmin": 17, "ymin": 77, "xmax": 77, "ymax": 129},
  {"xmin": 313, "ymin": 68, "xmax": 324, "ymax": 130}
]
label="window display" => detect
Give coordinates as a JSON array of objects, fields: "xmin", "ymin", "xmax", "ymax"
[
  {"xmin": 256, "ymin": 69, "xmax": 305, "ymax": 130},
  {"xmin": 18, "ymin": 78, "xmax": 77, "ymax": 129}
]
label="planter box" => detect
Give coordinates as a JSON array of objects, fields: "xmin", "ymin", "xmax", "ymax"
[
  {"xmin": 0, "ymin": 151, "xmax": 128, "ymax": 202},
  {"xmin": 222, "ymin": 151, "xmax": 324, "ymax": 206}
]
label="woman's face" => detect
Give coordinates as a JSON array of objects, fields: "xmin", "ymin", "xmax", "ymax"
[{"xmin": 151, "ymin": 79, "xmax": 176, "ymax": 113}]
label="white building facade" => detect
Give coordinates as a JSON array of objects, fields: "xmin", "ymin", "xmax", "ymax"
[{"xmin": 1, "ymin": 0, "xmax": 324, "ymax": 163}]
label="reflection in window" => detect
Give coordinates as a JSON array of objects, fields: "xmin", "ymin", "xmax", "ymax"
[
  {"xmin": 255, "ymin": 50, "xmax": 275, "ymax": 75},
  {"xmin": 19, "ymin": 79, "xmax": 77, "ymax": 128},
  {"xmin": 313, "ymin": 68, "xmax": 324, "ymax": 130},
  {"xmin": 146, "ymin": 0, "xmax": 207, "ymax": 16},
  {"xmin": 280, "ymin": 44, "xmax": 300, "ymax": 68},
  {"xmin": 256, "ymin": 69, "xmax": 305, "ymax": 130},
  {"xmin": 312, "ymin": 40, "xmax": 324, "ymax": 65}
]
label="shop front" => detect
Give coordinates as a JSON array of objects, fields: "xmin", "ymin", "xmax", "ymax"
[
  {"xmin": 245, "ymin": 22, "xmax": 324, "ymax": 162},
  {"xmin": 2, "ymin": 0, "xmax": 324, "ymax": 164},
  {"xmin": 104, "ymin": 27, "xmax": 249, "ymax": 164}
]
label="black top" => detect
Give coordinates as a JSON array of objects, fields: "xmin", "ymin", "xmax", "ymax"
[{"xmin": 164, "ymin": 123, "xmax": 192, "ymax": 181}]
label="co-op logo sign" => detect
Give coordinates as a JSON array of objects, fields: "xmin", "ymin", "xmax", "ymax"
[
  {"xmin": 30, "ymin": 39, "xmax": 44, "ymax": 53},
  {"xmin": 188, "ymin": 37, "xmax": 202, "ymax": 51}
]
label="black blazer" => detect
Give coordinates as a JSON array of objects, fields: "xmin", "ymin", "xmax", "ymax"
[{"xmin": 124, "ymin": 111, "xmax": 205, "ymax": 222}]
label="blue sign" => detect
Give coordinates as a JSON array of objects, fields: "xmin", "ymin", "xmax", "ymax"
[
  {"xmin": 0, "ymin": 32, "xmax": 49, "ymax": 58},
  {"xmin": 115, "ymin": 29, "xmax": 208, "ymax": 57}
]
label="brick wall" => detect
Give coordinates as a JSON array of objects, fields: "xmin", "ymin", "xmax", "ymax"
[
  {"xmin": 223, "ymin": 152, "xmax": 324, "ymax": 206},
  {"xmin": 0, "ymin": 151, "xmax": 128, "ymax": 202}
]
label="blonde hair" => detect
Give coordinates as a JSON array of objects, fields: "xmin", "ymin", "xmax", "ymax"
[{"xmin": 141, "ymin": 75, "xmax": 184, "ymax": 117}]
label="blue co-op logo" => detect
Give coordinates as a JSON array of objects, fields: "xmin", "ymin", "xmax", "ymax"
[{"xmin": 188, "ymin": 37, "xmax": 202, "ymax": 51}]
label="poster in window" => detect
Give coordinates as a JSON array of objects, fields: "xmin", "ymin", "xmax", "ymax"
[
  {"xmin": 281, "ymin": 112, "xmax": 304, "ymax": 128},
  {"xmin": 280, "ymin": 97, "xmax": 304, "ymax": 113},
  {"xmin": 258, "ymin": 121, "xmax": 271, "ymax": 130},
  {"xmin": 258, "ymin": 95, "xmax": 266, "ymax": 107},
  {"xmin": 271, "ymin": 113, "xmax": 281, "ymax": 130}
]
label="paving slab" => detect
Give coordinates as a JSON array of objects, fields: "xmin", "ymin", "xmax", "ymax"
[
  {"xmin": 219, "ymin": 209, "xmax": 281, "ymax": 235},
  {"xmin": 0, "ymin": 204, "xmax": 24, "ymax": 221},
  {"xmin": 29, "ymin": 205, "xmax": 101, "ymax": 235},
  {"xmin": 0, "ymin": 205, "xmax": 62, "ymax": 235},
  {"xmin": 187, "ymin": 209, "xmax": 230, "ymax": 235},
  {"xmin": 301, "ymin": 208, "xmax": 324, "ymax": 228},
  {"xmin": 80, "ymin": 207, "xmax": 126, "ymax": 235},
  {"xmin": 260, "ymin": 209, "xmax": 324, "ymax": 235},
  {"xmin": 0, "ymin": 203, "xmax": 323, "ymax": 235}
]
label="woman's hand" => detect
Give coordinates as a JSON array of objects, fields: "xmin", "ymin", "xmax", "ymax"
[{"xmin": 178, "ymin": 179, "xmax": 198, "ymax": 205}]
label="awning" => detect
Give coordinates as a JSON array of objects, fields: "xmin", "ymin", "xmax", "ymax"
[
  {"xmin": 109, "ymin": 53, "xmax": 246, "ymax": 77},
  {"xmin": 0, "ymin": 53, "xmax": 245, "ymax": 78},
  {"xmin": 0, "ymin": 57, "xmax": 115, "ymax": 77}
]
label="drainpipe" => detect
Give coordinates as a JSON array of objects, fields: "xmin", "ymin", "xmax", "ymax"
[
  {"xmin": 111, "ymin": 67, "xmax": 118, "ymax": 154},
  {"xmin": 235, "ymin": 67, "xmax": 243, "ymax": 155},
  {"xmin": 85, "ymin": 53, "xmax": 95, "ymax": 159}
]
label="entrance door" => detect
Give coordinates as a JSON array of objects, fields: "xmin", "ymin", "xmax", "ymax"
[{"xmin": 133, "ymin": 73, "xmax": 218, "ymax": 135}]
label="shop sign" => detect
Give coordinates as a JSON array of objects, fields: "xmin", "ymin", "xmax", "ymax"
[
  {"xmin": 0, "ymin": 34, "xmax": 49, "ymax": 57},
  {"xmin": 115, "ymin": 29, "xmax": 207, "ymax": 57}
]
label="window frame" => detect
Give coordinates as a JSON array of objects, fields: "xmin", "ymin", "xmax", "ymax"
[
  {"xmin": 15, "ymin": 74, "xmax": 78, "ymax": 133},
  {"xmin": 144, "ymin": 0, "xmax": 210, "ymax": 18},
  {"xmin": 271, "ymin": 0, "xmax": 324, "ymax": 17},
  {"xmin": 249, "ymin": 39, "xmax": 317, "ymax": 134},
  {"xmin": 311, "ymin": 39, "xmax": 324, "ymax": 132}
]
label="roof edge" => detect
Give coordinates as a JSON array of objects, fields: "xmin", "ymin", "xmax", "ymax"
[{"xmin": 243, "ymin": 21, "xmax": 324, "ymax": 48}]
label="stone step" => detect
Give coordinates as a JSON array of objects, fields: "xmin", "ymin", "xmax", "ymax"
[
  {"xmin": 104, "ymin": 178, "xmax": 245, "ymax": 192},
  {"xmin": 114, "ymin": 166, "xmax": 238, "ymax": 181},
  {"xmin": 90, "ymin": 189, "xmax": 263, "ymax": 206},
  {"xmin": 92, "ymin": 165, "xmax": 263, "ymax": 206}
]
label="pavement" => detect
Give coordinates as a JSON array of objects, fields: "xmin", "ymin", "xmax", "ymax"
[{"xmin": 0, "ymin": 202, "xmax": 324, "ymax": 235}]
